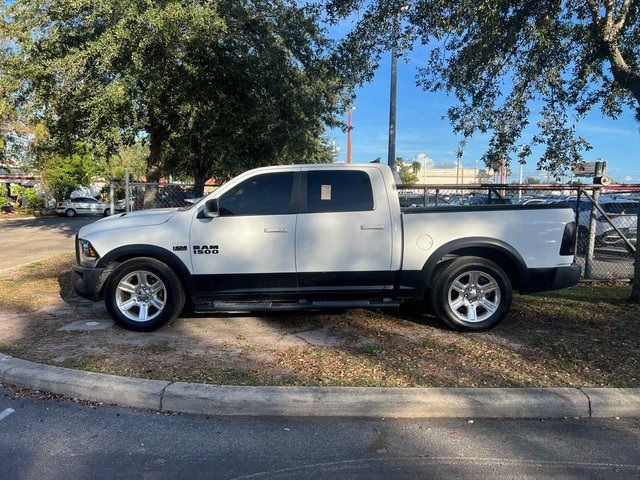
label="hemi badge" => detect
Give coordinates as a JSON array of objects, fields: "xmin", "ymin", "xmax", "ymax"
[{"xmin": 173, "ymin": 246, "xmax": 187, "ymax": 252}]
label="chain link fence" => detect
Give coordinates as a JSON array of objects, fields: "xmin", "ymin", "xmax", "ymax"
[
  {"xmin": 398, "ymin": 183, "xmax": 639, "ymax": 281},
  {"xmin": 105, "ymin": 182, "xmax": 215, "ymax": 213},
  {"xmin": 104, "ymin": 179, "xmax": 638, "ymax": 281}
]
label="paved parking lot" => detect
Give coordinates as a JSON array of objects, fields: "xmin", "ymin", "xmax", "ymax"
[
  {"xmin": 0, "ymin": 216, "xmax": 95, "ymax": 271},
  {"xmin": 0, "ymin": 385, "xmax": 638, "ymax": 479}
]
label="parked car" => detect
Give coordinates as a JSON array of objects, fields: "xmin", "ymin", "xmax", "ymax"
[
  {"xmin": 399, "ymin": 193, "xmax": 451, "ymax": 208},
  {"xmin": 572, "ymin": 198, "xmax": 639, "ymax": 250},
  {"xmin": 56, "ymin": 197, "xmax": 112, "ymax": 217},
  {"xmin": 73, "ymin": 164, "xmax": 579, "ymax": 333}
]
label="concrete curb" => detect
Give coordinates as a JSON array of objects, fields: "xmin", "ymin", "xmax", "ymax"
[{"xmin": 0, "ymin": 354, "xmax": 638, "ymax": 418}]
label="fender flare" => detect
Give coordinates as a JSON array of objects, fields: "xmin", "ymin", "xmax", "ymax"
[
  {"xmin": 416, "ymin": 237, "xmax": 532, "ymax": 297},
  {"xmin": 96, "ymin": 244, "xmax": 195, "ymax": 295}
]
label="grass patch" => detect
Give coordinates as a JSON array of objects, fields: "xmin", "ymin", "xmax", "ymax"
[
  {"xmin": 147, "ymin": 343, "xmax": 174, "ymax": 354},
  {"xmin": 0, "ymin": 253, "xmax": 75, "ymax": 311}
]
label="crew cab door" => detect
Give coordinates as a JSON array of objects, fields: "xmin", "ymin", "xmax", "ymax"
[
  {"xmin": 295, "ymin": 168, "xmax": 394, "ymax": 298},
  {"xmin": 189, "ymin": 170, "xmax": 299, "ymax": 301}
]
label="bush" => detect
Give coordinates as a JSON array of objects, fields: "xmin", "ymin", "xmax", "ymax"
[{"xmin": 24, "ymin": 188, "xmax": 46, "ymax": 212}]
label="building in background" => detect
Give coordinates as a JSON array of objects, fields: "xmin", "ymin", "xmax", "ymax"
[{"xmin": 415, "ymin": 165, "xmax": 484, "ymax": 185}]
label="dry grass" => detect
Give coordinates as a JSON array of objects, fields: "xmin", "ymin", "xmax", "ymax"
[
  {"xmin": 0, "ymin": 253, "xmax": 75, "ymax": 311},
  {"xmin": 0, "ymin": 254, "xmax": 638, "ymax": 387}
]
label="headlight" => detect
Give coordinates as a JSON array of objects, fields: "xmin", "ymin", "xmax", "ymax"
[{"xmin": 78, "ymin": 239, "xmax": 99, "ymax": 264}]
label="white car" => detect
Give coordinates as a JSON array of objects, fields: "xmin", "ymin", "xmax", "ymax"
[
  {"xmin": 56, "ymin": 197, "xmax": 112, "ymax": 217},
  {"xmin": 574, "ymin": 199, "xmax": 638, "ymax": 249},
  {"xmin": 72, "ymin": 164, "xmax": 580, "ymax": 332}
]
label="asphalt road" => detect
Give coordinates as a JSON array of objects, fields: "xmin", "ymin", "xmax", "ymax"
[
  {"xmin": 0, "ymin": 386, "xmax": 638, "ymax": 480},
  {"xmin": 0, "ymin": 216, "xmax": 95, "ymax": 271}
]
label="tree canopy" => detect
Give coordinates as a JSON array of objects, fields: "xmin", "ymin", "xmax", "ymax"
[
  {"xmin": 328, "ymin": 0, "xmax": 640, "ymax": 175},
  {"xmin": 1, "ymin": 0, "xmax": 346, "ymax": 193}
]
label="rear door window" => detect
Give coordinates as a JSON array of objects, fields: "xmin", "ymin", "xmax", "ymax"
[{"xmin": 305, "ymin": 170, "xmax": 374, "ymax": 213}]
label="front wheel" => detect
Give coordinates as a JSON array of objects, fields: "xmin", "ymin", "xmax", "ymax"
[
  {"xmin": 65, "ymin": 208, "xmax": 76, "ymax": 217},
  {"xmin": 430, "ymin": 256, "xmax": 512, "ymax": 331},
  {"xmin": 104, "ymin": 257, "xmax": 185, "ymax": 331}
]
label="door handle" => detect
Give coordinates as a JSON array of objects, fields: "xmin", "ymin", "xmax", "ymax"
[
  {"xmin": 264, "ymin": 227, "xmax": 288, "ymax": 233},
  {"xmin": 360, "ymin": 224, "xmax": 385, "ymax": 230}
]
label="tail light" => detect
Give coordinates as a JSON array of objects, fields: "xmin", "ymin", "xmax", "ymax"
[{"xmin": 560, "ymin": 221, "xmax": 576, "ymax": 256}]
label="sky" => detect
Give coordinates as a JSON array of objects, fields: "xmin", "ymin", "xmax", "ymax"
[{"xmin": 325, "ymin": 41, "xmax": 640, "ymax": 183}]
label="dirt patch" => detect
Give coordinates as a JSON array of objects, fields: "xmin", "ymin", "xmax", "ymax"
[{"xmin": 0, "ymin": 253, "xmax": 638, "ymax": 387}]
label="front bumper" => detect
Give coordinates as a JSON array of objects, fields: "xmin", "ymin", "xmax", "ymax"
[
  {"xmin": 73, "ymin": 265, "xmax": 107, "ymax": 300},
  {"xmin": 527, "ymin": 263, "xmax": 582, "ymax": 293}
]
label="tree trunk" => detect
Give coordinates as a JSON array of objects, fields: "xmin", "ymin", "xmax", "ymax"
[
  {"xmin": 192, "ymin": 160, "xmax": 209, "ymax": 198},
  {"xmin": 193, "ymin": 177, "xmax": 205, "ymax": 198},
  {"xmin": 603, "ymin": 41, "xmax": 640, "ymax": 302},
  {"xmin": 143, "ymin": 110, "xmax": 169, "ymax": 209}
]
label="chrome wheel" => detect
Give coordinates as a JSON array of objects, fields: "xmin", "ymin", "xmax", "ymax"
[
  {"xmin": 115, "ymin": 270, "xmax": 166, "ymax": 322},
  {"xmin": 447, "ymin": 270, "xmax": 501, "ymax": 323}
]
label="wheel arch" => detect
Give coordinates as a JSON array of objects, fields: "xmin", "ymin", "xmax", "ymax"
[
  {"xmin": 419, "ymin": 237, "xmax": 531, "ymax": 297},
  {"xmin": 96, "ymin": 245, "xmax": 194, "ymax": 297}
]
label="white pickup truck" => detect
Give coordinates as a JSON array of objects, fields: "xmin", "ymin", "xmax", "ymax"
[{"xmin": 73, "ymin": 164, "xmax": 580, "ymax": 332}]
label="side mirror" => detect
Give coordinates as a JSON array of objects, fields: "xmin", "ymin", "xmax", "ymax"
[{"xmin": 203, "ymin": 198, "xmax": 220, "ymax": 218}]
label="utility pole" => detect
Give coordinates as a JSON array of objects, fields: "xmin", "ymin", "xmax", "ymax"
[
  {"xmin": 346, "ymin": 109, "xmax": 353, "ymax": 164},
  {"xmin": 388, "ymin": 5, "xmax": 408, "ymax": 174},
  {"xmin": 518, "ymin": 163, "xmax": 524, "ymax": 200}
]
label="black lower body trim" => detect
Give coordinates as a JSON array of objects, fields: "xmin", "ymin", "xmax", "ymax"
[
  {"xmin": 193, "ymin": 271, "xmax": 396, "ymax": 302},
  {"xmin": 527, "ymin": 263, "xmax": 581, "ymax": 292},
  {"xmin": 73, "ymin": 265, "xmax": 107, "ymax": 300}
]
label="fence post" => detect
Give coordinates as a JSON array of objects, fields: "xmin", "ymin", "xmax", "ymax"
[
  {"xmin": 124, "ymin": 168, "xmax": 130, "ymax": 213},
  {"xmin": 584, "ymin": 163, "xmax": 605, "ymax": 279},
  {"xmin": 574, "ymin": 187, "xmax": 581, "ymax": 258},
  {"xmin": 109, "ymin": 181, "xmax": 115, "ymax": 216}
]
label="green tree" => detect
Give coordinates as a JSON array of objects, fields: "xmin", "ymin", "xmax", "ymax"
[
  {"xmin": 397, "ymin": 157, "xmax": 420, "ymax": 184},
  {"xmin": 40, "ymin": 144, "xmax": 99, "ymax": 201},
  {"xmin": 327, "ymin": 0, "xmax": 640, "ymax": 300},
  {"xmin": 3, "ymin": 0, "xmax": 345, "ymax": 198},
  {"xmin": 524, "ymin": 177, "xmax": 542, "ymax": 184}
]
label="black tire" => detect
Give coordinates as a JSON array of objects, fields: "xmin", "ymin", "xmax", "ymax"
[
  {"xmin": 65, "ymin": 208, "xmax": 76, "ymax": 217},
  {"xmin": 104, "ymin": 257, "xmax": 185, "ymax": 332},
  {"xmin": 429, "ymin": 256, "xmax": 512, "ymax": 331},
  {"xmin": 103, "ymin": 208, "xmax": 111, "ymax": 217}
]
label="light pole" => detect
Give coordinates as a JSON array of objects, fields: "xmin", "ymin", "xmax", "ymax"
[{"xmin": 387, "ymin": 5, "xmax": 408, "ymax": 174}]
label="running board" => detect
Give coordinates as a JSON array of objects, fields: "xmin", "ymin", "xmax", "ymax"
[{"xmin": 194, "ymin": 299, "xmax": 400, "ymax": 313}]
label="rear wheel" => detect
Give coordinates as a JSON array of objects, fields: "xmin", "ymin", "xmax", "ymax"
[
  {"xmin": 65, "ymin": 208, "xmax": 76, "ymax": 217},
  {"xmin": 104, "ymin": 257, "xmax": 185, "ymax": 331},
  {"xmin": 430, "ymin": 256, "xmax": 512, "ymax": 331},
  {"xmin": 103, "ymin": 208, "xmax": 111, "ymax": 217}
]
